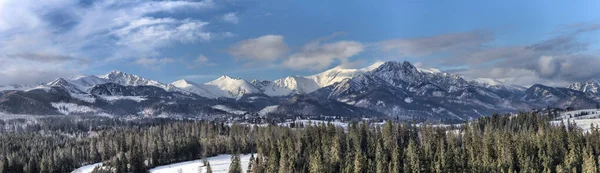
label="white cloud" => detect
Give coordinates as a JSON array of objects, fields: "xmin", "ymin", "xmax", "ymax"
[
  {"xmin": 228, "ymin": 35, "xmax": 288, "ymax": 61},
  {"xmin": 0, "ymin": 0, "xmax": 223, "ymax": 84},
  {"xmin": 134, "ymin": 57, "xmax": 174, "ymax": 69},
  {"xmin": 538, "ymin": 56, "xmax": 558, "ymax": 77},
  {"xmin": 222, "ymin": 12, "xmax": 239, "ymax": 24},
  {"xmin": 115, "ymin": 18, "xmax": 211, "ymax": 52},
  {"xmin": 0, "ymin": 56, "xmax": 83, "ymax": 85},
  {"xmin": 378, "ymin": 30, "xmax": 491, "ymax": 57},
  {"xmin": 188, "ymin": 54, "xmax": 216, "ymax": 69},
  {"xmin": 282, "ymin": 41, "xmax": 364, "ymax": 70}
]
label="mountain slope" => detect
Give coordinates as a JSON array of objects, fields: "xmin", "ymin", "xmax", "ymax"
[
  {"xmin": 0, "ymin": 61, "xmax": 598, "ymax": 123},
  {"xmin": 567, "ymin": 79, "xmax": 600, "ymax": 95}
]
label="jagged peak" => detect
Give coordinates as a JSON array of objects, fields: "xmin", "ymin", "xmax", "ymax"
[
  {"xmin": 376, "ymin": 61, "xmax": 416, "ymax": 70},
  {"xmin": 47, "ymin": 78, "xmax": 70, "ymax": 86}
]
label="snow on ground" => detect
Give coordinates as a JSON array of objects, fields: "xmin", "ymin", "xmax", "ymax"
[
  {"xmin": 71, "ymin": 94, "xmax": 96, "ymax": 103},
  {"xmin": 150, "ymin": 153, "xmax": 254, "ymax": 173},
  {"xmin": 212, "ymin": 105, "xmax": 246, "ymax": 115},
  {"xmin": 258, "ymin": 105, "xmax": 278, "ymax": 116},
  {"xmin": 557, "ymin": 109, "xmax": 600, "ymax": 120},
  {"xmin": 551, "ymin": 109, "xmax": 600, "ymax": 133},
  {"xmin": 100, "ymin": 96, "xmax": 147, "ymax": 102},
  {"xmin": 279, "ymin": 120, "xmax": 349, "ymax": 129},
  {"xmin": 71, "ymin": 163, "xmax": 103, "ymax": 173},
  {"xmin": 551, "ymin": 118, "xmax": 600, "ymax": 133},
  {"xmin": 51, "ymin": 102, "xmax": 99, "ymax": 115}
]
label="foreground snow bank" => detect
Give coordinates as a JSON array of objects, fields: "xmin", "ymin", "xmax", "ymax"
[
  {"xmin": 71, "ymin": 163, "xmax": 102, "ymax": 173},
  {"xmin": 73, "ymin": 154, "xmax": 254, "ymax": 173},
  {"xmin": 150, "ymin": 153, "xmax": 254, "ymax": 173}
]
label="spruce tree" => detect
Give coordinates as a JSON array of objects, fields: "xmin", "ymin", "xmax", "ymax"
[
  {"xmin": 0, "ymin": 157, "xmax": 8, "ymax": 173},
  {"xmin": 309, "ymin": 149, "xmax": 324, "ymax": 173},
  {"xmin": 229, "ymin": 154, "xmax": 242, "ymax": 173},
  {"xmin": 247, "ymin": 154, "xmax": 254, "ymax": 172},
  {"xmin": 206, "ymin": 162, "xmax": 213, "ymax": 173},
  {"xmin": 582, "ymin": 147, "xmax": 597, "ymax": 173}
]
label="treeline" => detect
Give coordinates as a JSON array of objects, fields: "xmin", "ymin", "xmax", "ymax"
[
  {"xmin": 2, "ymin": 112, "xmax": 600, "ymax": 173},
  {"xmin": 0, "ymin": 119, "xmax": 255, "ymax": 173},
  {"xmin": 249, "ymin": 113, "xmax": 600, "ymax": 173}
]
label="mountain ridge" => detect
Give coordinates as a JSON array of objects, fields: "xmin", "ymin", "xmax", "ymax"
[{"xmin": 0, "ymin": 61, "xmax": 598, "ymax": 122}]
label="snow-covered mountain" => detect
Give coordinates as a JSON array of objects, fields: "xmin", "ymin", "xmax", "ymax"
[
  {"xmin": 251, "ymin": 62, "xmax": 385, "ymax": 96},
  {"xmin": 1, "ymin": 61, "xmax": 598, "ymax": 122},
  {"xmin": 0, "ymin": 84, "xmax": 33, "ymax": 91},
  {"xmin": 172, "ymin": 76, "xmax": 261, "ymax": 99},
  {"xmin": 567, "ymin": 79, "xmax": 600, "ymax": 95},
  {"xmin": 471, "ymin": 78, "xmax": 526, "ymax": 92},
  {"xmin": 101, "ymin": 70, "xmax": 167, "ymax": 89}
]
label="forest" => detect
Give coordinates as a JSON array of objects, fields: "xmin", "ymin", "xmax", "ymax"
[{"xmin": 1, "ymin": 112, "xmax": 600, "ymax": 173}]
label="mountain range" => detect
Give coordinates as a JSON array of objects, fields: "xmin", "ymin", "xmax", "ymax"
[{"xmin": 1, "ymin": 61, "xmax": 599, "ymax": 122}]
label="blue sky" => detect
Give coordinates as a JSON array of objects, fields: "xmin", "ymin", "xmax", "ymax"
[{"xmin": 0, "ymin": 0, "xmax": 599, "ymax": 86}]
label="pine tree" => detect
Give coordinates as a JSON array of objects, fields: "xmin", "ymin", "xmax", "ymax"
[
  {"xmin": 353, "ymin": 152, "xmax": 367, "ymax": 173},
  {"xmin": 309, "ymin": 149, "xmax": 324, "ymax": 173},
  {"xmin": 0, "ymin": 157, "xmax": 8, "ymax": 173},
  {"xmin": 406, "ymin": 139, "xmax": 421, "ymax": 173},
  {"xmin": 375, "ymin": 139, "xmax": 388, "ymax": 173},
  {"xmin": 582, "ymin": 147, "xmax": 597, "ymax": 173},
  {"xmin": 247, "ymin": 154, "xmax": 254, "ymax": 172},
  {"xmin": 206, "ymin": 162, "xmax": 213, "ymax": 173},
  {"xmin": 229, "ymin": 154, "xmax": 242, "ymax": 173}
]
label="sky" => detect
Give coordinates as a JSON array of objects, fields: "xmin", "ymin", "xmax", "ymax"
[{"xmin": 0, "ymin": 0, "xmax": 599, "ymax": 87}]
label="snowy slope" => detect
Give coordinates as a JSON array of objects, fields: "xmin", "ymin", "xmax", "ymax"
[
  {"xmin": 101, "ymin": 70, "xmax": 168, "ymax": 89},
  {"xmin": 51, "ymin": 102, "xmax": 99, "ymax": 115},
  {"xmin": 171, "ymin": 79, "xmax": 219, "ymax": 98},
  {"xmin": 69, "ymin": 75, "xmax": 108, "ymax": 92},
  {"xmin": 252, "ymin": 62, "xmax": 384, "ymax": 97},
  {"xmin": 552, "ymin": 109, "xmax": 600, "ymax": 133},
  {"xmin": 150, "ymin": 154, "xmax": 254, "ymax": 173},
  {"xmin": 204, "ymin": 76, "xmax": 261, "ymax": 99},
  {"xmin": 0, "ymin": 84, "xmax": 33, "ymax": 91},
  {"xmin": 567, "ymin": 79, "xmax": 600, "ymax": 95},
  {"xmin": 307, "ymin": 61, "xmax": 384, "ymax": 87},
  {"xmin": 471, "ymin": 78, "xmax": 526, "ymax": 92},
  {"xmin": 71, "ymin": 163, "xmax": 103, "ymax": 173}
]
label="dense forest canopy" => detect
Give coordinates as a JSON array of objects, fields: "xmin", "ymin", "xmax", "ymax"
[{"xmin": 0, "ymin": 112, "xmax": 599, "ymax": 173}]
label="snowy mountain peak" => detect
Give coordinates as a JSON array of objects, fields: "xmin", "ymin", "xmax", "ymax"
[
  {"xmin": 375, "ymin": 61, "xmax": 418, "ymax": 73},
  {"xmin": 215, "ymin": 75, "xmax": 237, "ymax": 81},
  {"xmin": 567, "ymin": 79, "xmax": 600, "ymax": 95},
  {"xmin": 46, "ymin": 78, "xmax": 87, "ymax": 94},
  {"xmin": 171, "ymin": 79, "xmax": 197, "ymax": 87},
  {"xmin": 101, "ymin": 70, "xmax": 165, "ymax": 88},
  {"xmin": 206, "ymin": 75, "xmax": 260, "ymax": 98},
  {"xmin": 47, "ymin": 78, "xmax": 69, "ymax": 86},
  {"xmin": 307, "ymin": 61, "xmax": 383, "ymax": 88},
  {"xmin": 471, "ymin": 78, "xmax": 526, "ymax": 92}
]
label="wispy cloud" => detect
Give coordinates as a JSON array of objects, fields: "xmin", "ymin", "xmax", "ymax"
[
  {"xmin": 222, "ymin": 12, "xmax": 239, "ymax": 24},
  {"xmin": 228, "ymin": 35, "xmax": 289, "ymax": 61},
  {"xmin": 134, "ymin": 57, "xmax": 175, "ymax": 70},
  {"xmin": 378, "ymin": 30, "xmax": 492, "ymax": 57},
  {"xmin": 187, "ymin": 54, "xmax": 217, "ymax": 69},
  {"xmin": 385, "ymin": 24, "xmax": 600, "ymax": 86},
  {"xmin": 0, "ymin": 0, "xmax": 224, "ymax": 84},
  {"xmin": 282, "ymin": 40, "xmax": 364, "ymax": 70}
]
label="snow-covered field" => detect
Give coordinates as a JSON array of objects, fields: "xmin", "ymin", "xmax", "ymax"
[
  {"xmin": 72, "ymin": 154, "xmax": 254, "ymax": 173},
  {"xmin": 279, "ymin": 119, "xmax": 349, "ymax": 128},
  {"xmin": 71, "ymin": 163, "xmax": 103, "ymax": 173},
  {"xmin": 551, "ymin": 109, "xmax": 600, "ymax": 132},
  {"xmin": 212, "ymin": 105, "xmax": 246, "ymax": 115},
  {"xmin": 51, "ymin": 102, "xmax": 99, "ymax": 115},
  {"xmin": 150, "ymin": 154, "xmax": 254, "ymax": 173}
]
